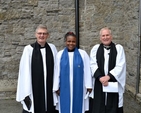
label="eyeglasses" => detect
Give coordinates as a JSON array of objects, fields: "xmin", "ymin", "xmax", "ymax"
[{"xmin": 37, "ymin": 32, "xmax": 48, "ymax": 35}]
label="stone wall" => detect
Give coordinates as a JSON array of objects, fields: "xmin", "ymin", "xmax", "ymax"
[
  {"xmin": 79, "ymin": 0, "xmax": 140, "ymax": 97},
  {"xmin": 0, "ymin": 0, "xmax": 76, "ymax": 99},
  {"xmin": 0, "ymin": 0, "xmax": 140, "ymax": 101}
]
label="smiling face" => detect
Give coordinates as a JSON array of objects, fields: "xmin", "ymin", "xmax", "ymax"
[
  {"xmin": 65, "ymin": 35, "xmax": 77, "ymax": 51},
  {"xmin": 35, "ymin": 28, "xmax": 49, "ymax": 46},
  {"xmin": 100, "ymin": 28, "xmax": 112, "ymax": 46}
]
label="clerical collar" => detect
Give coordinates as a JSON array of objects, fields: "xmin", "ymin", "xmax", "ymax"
[
  {"xmin": 67, "ymin": 48, "xmax": 75, "ymax": 52},
  {"xmin": 103, "ymin": 45, "xmax": 111, "ymax": 50},
  {"xmin": 40, "ymin": 46, "xmax": 46, "ymax": 49},
  {"xmin": 37, "ymin": 42, "xmax": 46, "ymax": 48}
]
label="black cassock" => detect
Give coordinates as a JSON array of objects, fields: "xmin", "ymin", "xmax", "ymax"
[{"xmin": 89, "ymin": 42, "xmax": 124, "ymax": 113}]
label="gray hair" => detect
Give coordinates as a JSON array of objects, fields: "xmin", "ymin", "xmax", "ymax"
[
  {"xmin": 35, "ymin": 24, "xmax": 48, "ymax": 33},
  {"xmin": 99, "ymin": 27, "xmax": 112, "ymax": 36}
]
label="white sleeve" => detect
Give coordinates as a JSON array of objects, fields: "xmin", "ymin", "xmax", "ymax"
[
  {"xmin": 109, "ymin": 44, "xmax": 126, "ymax": 90},
  {"xmin": 16, "ymin": 46, "xmax": 32, "ymax": 102},
  {"xmin": 90, "ymin": 44, "xmax": 100, "ymax": 77},
  {"xmin": 53, "ymin": 51, "xmax": 63, "ymax": 106},
  {"xmin": 83, "ymin": 51, "xmax": 92, "ymax": 89},
  {"xmin": 89, "ymin": 45, "xmax": 100, "ymax": 98},
  {"xmin": 53, "ymin": 52, "xmax": 62, "ymax": 92},
  {"xmin": 49, "ymin": 43, "xmax": 58, "ymax": 62}
]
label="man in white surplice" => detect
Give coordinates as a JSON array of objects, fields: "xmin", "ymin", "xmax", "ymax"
[
  {"xmin": 16, "ymin": 24, "xmax": 58, "ymax": 113},
  {"xmin": 89, "ymin": 27, "xmax": 126, "ymax": 113}
]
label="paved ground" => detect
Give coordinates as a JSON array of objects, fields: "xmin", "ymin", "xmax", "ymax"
[
  {"xmin": 123, "ymin": 92, "xmax": 141, "ymax": 113},
  {"xmin": 0, "ymin": 91, "xmax": 141, "ymax": 113},
  {"xmin": 0, "ymin": 99, "xmax": 22, "ymax": 113}
]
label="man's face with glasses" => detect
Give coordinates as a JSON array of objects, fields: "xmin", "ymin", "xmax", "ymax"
[{"xmin": 35, "ymin": 28, "xmax": 49, "ymax": 46}]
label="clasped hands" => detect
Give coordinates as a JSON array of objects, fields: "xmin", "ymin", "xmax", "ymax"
[{"xmin": 99, "ymin": 75, "xmax": 110, "ymax": 86}]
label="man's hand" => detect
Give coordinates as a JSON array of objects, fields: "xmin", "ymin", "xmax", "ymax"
[
  {"xmin": 99, "ymin": 75, "xmax": 110, "ymax": 86},
  {"xmin": 24, "ymin": 96, "xmax": 31, "ymax": 110}
]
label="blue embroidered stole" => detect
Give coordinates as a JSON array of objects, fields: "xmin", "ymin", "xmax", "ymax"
[{"xmin": 60, "ymin": 47, "xmax": 84, "ymax": 113}]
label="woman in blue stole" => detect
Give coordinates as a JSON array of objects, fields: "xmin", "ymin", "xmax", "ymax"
[{"xmin": 53, "ymin": 32, "xmax": 92, "ymax": 113}]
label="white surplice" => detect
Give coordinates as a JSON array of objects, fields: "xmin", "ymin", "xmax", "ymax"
[
  {"xmin": 90, "ymin": 44, "xmax": 126, "ymax": 107},
  {"xmin": 16, "ymin": 43, "xmax": 57, "ymax": 113},
  {"xmin": 53, "ymin": 49, "xmax": 92, "ymax": 113}
]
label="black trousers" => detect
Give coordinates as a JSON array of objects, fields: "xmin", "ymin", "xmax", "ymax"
[
  {"xmin": 118, "ymin": 107, "xmax": 123, "ymax": 113},
  {"xmin": 22, "ymin": 109, "xmax": 59, "ymax": 113}
]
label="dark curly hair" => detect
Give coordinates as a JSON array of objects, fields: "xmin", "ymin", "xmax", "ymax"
[{"xmin": 64, "ymin": 32, "xmax": 76, "ymax": 41}]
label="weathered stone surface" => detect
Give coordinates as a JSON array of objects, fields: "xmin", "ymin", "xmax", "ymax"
[
  {"xmin": 0, "ymin": 0, "xmax": 140, "ymax": 110},
  {"xmin": 0, "ymin": 79, "xmax": 17, "ymax": 92}
]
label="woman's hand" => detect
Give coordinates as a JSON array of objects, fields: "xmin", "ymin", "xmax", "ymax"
[
  {"xmin": 87, "ymin": 88, "xmax": 92, "ymax": 93},
  {"xmin": 56, "ymin": 89, "xmax": 60, "ymax": 96}
]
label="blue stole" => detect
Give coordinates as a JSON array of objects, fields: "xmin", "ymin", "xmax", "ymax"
[{"xmin": 60, "ymin": 47, "xmax": 84, "ymax": 113}]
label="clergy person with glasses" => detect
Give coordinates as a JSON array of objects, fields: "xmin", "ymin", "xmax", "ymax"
[
  {"xmin": 16, "ymin": 24, "xmax": 58, "ymax": 113},
  {"xmin": 53, "ymin": 32, "xmax": 92, "ymax": 113},
  {"xmin": 89, "ymin": 27, "xmax": 126, "ymax": 113}
]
